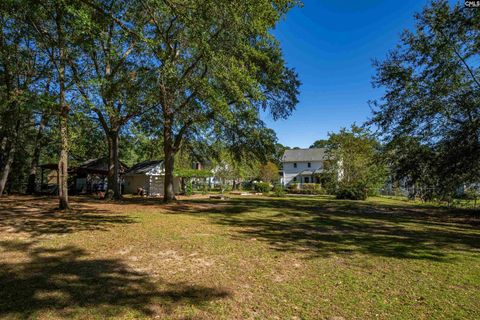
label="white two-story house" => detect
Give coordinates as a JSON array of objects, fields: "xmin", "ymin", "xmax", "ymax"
[{"xmin": 281, "ymin": 148, "xmax": 327, "ymax": 186}]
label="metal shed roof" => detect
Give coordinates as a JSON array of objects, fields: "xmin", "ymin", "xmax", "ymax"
[{"xmin": 124, "ymin": 160, "xmax": 163, "ymax": 175}]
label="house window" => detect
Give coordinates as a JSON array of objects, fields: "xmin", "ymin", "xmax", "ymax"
[
  {"xmin": 308, "ymin": 162, "xmax": 311, "ymax": 168},
  {"xmin": 304, "ymin": 177, "xmax": 309, "ymax": 183},
  {"xmin": 293, "ymin": 177, "xmax": 297, "ymax": 182},
  {"xmin": 293, "ymin": 163, "xmax": 297, "ymax": 168}
]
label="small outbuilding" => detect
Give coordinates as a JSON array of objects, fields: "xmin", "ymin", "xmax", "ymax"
[
  {"xmin": 123, "ymin": 160, "xmax": 181, "ymax": 196},
  {"xmin": 73, "ymin": 158, "xmax": 129, "ymax": 194}
]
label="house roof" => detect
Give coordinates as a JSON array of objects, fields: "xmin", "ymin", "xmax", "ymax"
[
  {"xmin": 282, "ymin": 148, "xmax": 326, "ymax": 162},
  {"xmin": 39, "ymin": 163, "xmax": 59, "ymax": 170},
  {"xmin": 40, "ymin": 157, "xmax": 129, "ymax": 174},
  {"xmin": 125, "ymin": 160, "xmax": 163, "ymax": 175},
  {"xmin": 75, "ymin": 157, "xmax": 128, "ymax": 175}
]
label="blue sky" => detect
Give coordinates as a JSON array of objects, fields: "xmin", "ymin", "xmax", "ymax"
[{"xmin": 262, "ymin": 0, "xmax": 457, "ymax": 148}]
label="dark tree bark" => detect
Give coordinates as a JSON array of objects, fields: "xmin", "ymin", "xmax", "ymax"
[
  {"xmin": 163, "ymin": 139, "xmax": 176, "ymax": 202},
  {"xmin": 0, "ymin": 120, "xmax": 20, "ymax": 197},
  {"xmin": 162, "ymin": 106, "xmax": 189, "ymax": 203},
  {"xmin": 56, "ymin": 3, "xmax": 70, "ymax": 210},
  {"xmin": 106, "ymin": 129, "xmax": 121, "ymax": 200},
  {"xmin": 27, "ymin": 113, "xmax": 49, "ymax": 194}
]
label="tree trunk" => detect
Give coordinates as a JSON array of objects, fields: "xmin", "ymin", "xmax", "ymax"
[
  {"xmin": 58, "ymin": 109, "xmax": 69, "ymax": 209},
  {"xmin": 56, "ymin": 4, "xmax": 70, "ymax": 210},
  {"xmin": 0, "ymin": 136, "xmax": 6, "ymax": 164},
  {"xmin": 27, "ymin": 114, "xmax": 48, "ymax": 194},
  {"xmin": 106, "ymin": 129, "xmax": 121, "ymax": 200},
  {"xmin": 163, "ymin": 144, "xmax": 176, "ymax": 202},
  {"xmin": 162, "ymin": 106, "xmax": 178, "ymax": 203},
  {"xmin": 0, "ymin": 123, "xmax": 19, "ymax": 197}
]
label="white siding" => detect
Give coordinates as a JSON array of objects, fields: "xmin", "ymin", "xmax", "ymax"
[
  {"xmin": 124, "ymin": 175, "xmax": 149, "ymax": 194},
  {"xmin": 148, "ymin": 175, "xmax": 164, "ymax": 196},
  {"xmin": 124, "ymin": 174, "xmax": 181, "ymax": 196},
  {"xmin": 282, "ymin": 161, "xmax": 324, "ymax": 186}
]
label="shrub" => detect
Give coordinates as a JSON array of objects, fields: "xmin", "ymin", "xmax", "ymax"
[
  {"xmin": 287, "ymin": 183, "xmax": 325, "ymax": 195},
  {"xmin": 303, "ymin": 183, "xmax": 322, "ymax": 192},
  {"xmin": 272, "ymin": 184, "xmax": 285, "ymax": 197},
  {"xmin": 241, "ymin": 181, "xmax": 253, "ymax": 191},
  {"xmin": 185, "ymin": 181, "xmax": 193, "ymax": 196},
  {"xmin": 255, "ymin": 182, "xmax": 272, "ymax": 193},
  {"xmin": 288, "ymin": 183, "xmax": 300, "ymax": 190},
  {"xmin": 335, "ymin": 183, "xmax": 367, "ymax": 200}
]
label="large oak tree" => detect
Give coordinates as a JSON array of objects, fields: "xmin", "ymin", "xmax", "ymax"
[{"xmin": 139, "ymin": 0, "xmax": 300, "ymax": 201}]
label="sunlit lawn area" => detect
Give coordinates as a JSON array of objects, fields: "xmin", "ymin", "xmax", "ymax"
[{"xmin": 0, "ymin": 195, "xmax": 479, "ymax": 319}]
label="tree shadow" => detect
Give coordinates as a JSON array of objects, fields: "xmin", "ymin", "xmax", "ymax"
[
  {"xmin": 176, "ymin": 197, "xmax": 480, "ymax": 262},
  {"xmin": 0, "ymin": 240, "xmax": 229, "ymax": 318},
  {"xmin": 0, "ymin": 196, "xmax": 136, "ymax": 237}
]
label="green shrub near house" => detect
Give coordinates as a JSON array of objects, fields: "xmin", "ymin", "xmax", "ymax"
[
  {"xmin": 335, "ymin": 182, "xmax": 368, "ymax": 200},
  {"xmin": 286, "ymin": 183, "xmax": 325, "ymax": 195},
  {"xmin": 185, "ymin": 181, "xmax": 193, "ymax": 196},
  {"xmin": 271, "ymin": 184, "xmax": 285, "ymax": 197},
  {"xmin": 288, "ymin": 183, "xmax": 300, "ymax": 190},
  {"xmin": 255, "ymin": 182, "xmax": 272, "ymax": 193},
  {"xmin": 303, "ymin": 183, "xmax": 322, "ymax": 192}
]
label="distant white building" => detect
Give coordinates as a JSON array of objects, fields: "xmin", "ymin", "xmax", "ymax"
[
  {"xmin": 123, "ymin": 160, "xmax": 181, "ymax": 196},
  {"xmin": 281, "ymin": 148, "xmax": 327, "ymax": 186}
]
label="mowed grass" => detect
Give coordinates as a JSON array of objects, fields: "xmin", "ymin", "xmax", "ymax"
[{"xmin": 0, "ymin": 195, "xmax": 479, "ymax": 319}]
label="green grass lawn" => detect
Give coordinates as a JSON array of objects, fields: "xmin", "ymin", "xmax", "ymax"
[{"xmin": 0, "ymin": 195, "xmax": 479, "ymax": 319}]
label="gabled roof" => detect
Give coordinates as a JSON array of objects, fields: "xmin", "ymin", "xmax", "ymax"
[
  {"xmin": 282, "ymin": 148, "xmax": 326, "ymax": 162},
  {"xmin": 75, "ymin": 157, "xmax": 128, "ymax": 174},
  {"xmin": 40, "ymin": 157, "xmax": 129, "ymax": 174},
  {"xmin": 125, "ymin": 160, "xmax": 163, "ymax": 175}
]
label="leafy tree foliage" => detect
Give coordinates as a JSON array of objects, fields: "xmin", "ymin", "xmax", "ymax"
[
  {"xmin": 0, "ymin": 0, "xmax": 299, "ymax": 204},
  {"xmin": 136, "ymin": 0, "xmax": 300, "ymax": 201},
  {"xmin": 309, "ymin": 139, "xmax": 328, "ymax": 149},
  {"xmin": 0, "ymin": 2, "xmax": 54, "ymax": 197},
  {"xmin": 370, "ymin": 0, "xmax": 480, "ymax": 195},
  {"xmin": 325, "ymin": 125, "xmax": 388, "ymax": 198},
  {"xmin": 258, "ymin": 162, "xmax": 279, "ymax": 183}
]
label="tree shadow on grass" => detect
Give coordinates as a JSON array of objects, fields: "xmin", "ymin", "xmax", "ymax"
[
  {"xmin": 0, "ymin": 240, "xmax": 229, "ymax": 319},
  {"xmin": 0, "ymin": 196, "xmax": 136, "ymax": 237},
  {"xmin": 178, "ymin": 197, "xmax": 480, "ymax": 262}
]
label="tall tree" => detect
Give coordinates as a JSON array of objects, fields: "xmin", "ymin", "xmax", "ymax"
[
  {"xmin": 26, "ymin": 88, "xmax": 54, "ymax": 194},
  {"xmin": 382, "ymin": 136, "xmax": 440, "ymax": 200},
  {"xmin": 259, "ymin": 162, "xmax": 279, "ymax": 183},
  {"xmin": 69, "ymin": 0, "xmax": 152, "ymax": 199},
  {"xmin": 325, "ymin": 125, "xmax": 388, "ymax": 196},
  {"xmin": 0, "ymin": 4, "xmax": 46, "ymax": 196},
  {"xmin": 370, "ymin": 1, "xmax": 480, "ymax": 192},
  {"xmin": 140, "ymin": 0, "xmax": 300, "ymax": 202},
  {"xmin": 15, "ymin": 0, "xmax": 82, "ymax": 208}
]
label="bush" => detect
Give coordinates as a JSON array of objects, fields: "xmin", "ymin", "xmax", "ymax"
[
  {"xmin": 335, "ymin": 183, "xmax": 367, "ymax": 200},
  {"xmin": 185, "ymin": 181, "xmax": 193, "ymax": 196},
  {"xmin": 288, "ymin": 183, "xmax": 300, "ymax": 190},
  {"xmin": 241, "ymin": 181, "xmax": 253, "ymax": 191},
  {"xmin": 302, "ymin": 183, "xmax": 322, "ymax": 193},
  {"xmin": 255, "ymin": 182, "xmax": 272, "ymax": 193},
  {"xmin": 287, "ymin": 183, "xmax": 325, "ymax": 195},
  {"xmin": 272, "ymin": 184, "xmax": 285, "ymax": 197}
]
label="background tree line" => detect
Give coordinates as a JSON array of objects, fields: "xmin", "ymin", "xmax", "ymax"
[{"xmin": 0, "ymin": 0, "xmax": 301, "ymax": 207}]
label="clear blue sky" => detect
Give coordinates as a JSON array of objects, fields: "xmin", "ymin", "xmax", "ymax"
[{"xmin": 262, "ymin": 0, "xmax": 458, "ymax": 148}]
